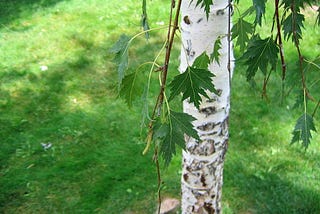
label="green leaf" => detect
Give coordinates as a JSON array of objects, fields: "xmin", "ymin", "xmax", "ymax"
[
  {"xmin": 252, "ymin": 0, "xmax": 266, "ymax": 25},
  {"xmin": 240, "ymin": 35, "xmax": 279, "ymax": 80},
  {"xmin": 291, "ymin": 113, "xmax": 317, "ymax": 149},
  {"xmin": 283, "ymin": 12, "xmax": 305, "ymax": 43},
  {"xmin": 119, "ymin": 71, "xmax": 144, "ymax": 107},
  {"xmin": 193, "ymin": 52, "xmax": 210, "ymax": 68},
  {"xmin": 154, "ymin": 111, "xmax": 200, "ymax": 165},
  {"xmin": 110, "ymin": 34, "xmax": 131, "ymax": 85},
  {"xmin": 191, "ymin": 0, "xmax": 213, "ymax": 18},
  {"xmin": 232, "ymin": 18, "xmax": 254, "ymax": 52},
  {"xmin": 169, "ymin": 53, "xmax": 217, "ymax": 109},
  {"xmin": 281, "ymin": 0, "xmax": 305, "ymax": 10},
  {"xmin": 211, "ymin": 37, "xmax": 222, "ymax": 65}
]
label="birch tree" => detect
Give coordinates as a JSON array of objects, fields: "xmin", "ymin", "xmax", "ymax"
[
  {"xmin": 179, "ymin": 0, "xmax": 233, "ymax": 212},
  {"xmin": 111, "ymin": 0, "xmax": 320, "ymax": 213}
]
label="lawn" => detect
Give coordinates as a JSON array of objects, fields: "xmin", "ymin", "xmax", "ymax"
[{"xmin": 0, "ymin": 0, "xmax": 319, "ymax": 213}]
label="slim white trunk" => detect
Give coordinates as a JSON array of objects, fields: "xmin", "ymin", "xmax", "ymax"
[{"xmin": 180, "ymin": 0, "xmax": 233, "ymax": 213}]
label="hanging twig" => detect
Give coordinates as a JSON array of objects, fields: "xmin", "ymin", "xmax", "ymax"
[
  {"xmin": 275, "ymin": 0, "xmax": 286, "ymax": 81},
  {"xmin": 143, "ymin": 1, "xmax": 182, "ymax": 213},
  {"xmin": 312, "ymin": 99, "xmax": 320, "ymax": 117},
  {"xmin": 291, "ymin": 0, "xmax": 315, "ymax": 101}
]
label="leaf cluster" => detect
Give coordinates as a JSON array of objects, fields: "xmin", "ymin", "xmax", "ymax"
[
  {"xmin": 111, "ymin": 31, "xmax": 218, "ymax": 164},
  {"xmin": 153, "ymin": 111, "xmax": 200, "ymax": 165},
  {"xmin": 231, "ymin": 0, "xmax": 320, "ymax": 149}
]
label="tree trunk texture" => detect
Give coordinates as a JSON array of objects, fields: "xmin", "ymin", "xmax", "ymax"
[{"xmin": 180, "ymin": 0, "xmax": 233, "ymax": 213}]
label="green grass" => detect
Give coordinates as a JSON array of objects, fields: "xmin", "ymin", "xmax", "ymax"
[{"xmin": 1, "ymin": 0, "xmax": 320, "ymax": 213}]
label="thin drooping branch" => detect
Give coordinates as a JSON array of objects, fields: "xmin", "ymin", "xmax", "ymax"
[
  {"xmin": 262, "ymin": 68, "xmax": 272, "ymax": 100},
  {"xmin": 159, "ymin": 0, "xmax": 182, "ymax": 108},
  {"xmin": 275, "ymin": 0, "xmax": 286, "ymax": 80},
  {"xmin": 149, "ymin": 0, "xmax": 182, "ymax": 122},
  {"xmin": 144, "ymin": 1, "xmax": 182, "ymax": 213},
  {"xmin": 290, "ymin": 1, "xmax": 314, "ymax": 101},
  {"xmin": 312, "ymin": 99, "xmax": 320, "ymax": 117},
  {"xmin": 154, "ymin": 147, "xmax": 162, "ymax": 214}
]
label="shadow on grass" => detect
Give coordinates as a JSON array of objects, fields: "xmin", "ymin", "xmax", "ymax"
[
  {"xmin": 0, "ymin": 32, "xmax": 159, "ymax": 213},
  {"xmin": 0, "ymin": 0, "xmax": 69, "ymax": 27},
  {"xmin": 224, "ymin": 155, "xmax": 320, "ymax": 213},
  {"xmin": 223, "ymin": 71, "xmax": 320, "ymax": 213}
]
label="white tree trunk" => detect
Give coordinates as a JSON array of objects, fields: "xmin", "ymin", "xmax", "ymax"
[{"xmin": 180, "ymin": 0, "xmax": 233, "ymax": 213}]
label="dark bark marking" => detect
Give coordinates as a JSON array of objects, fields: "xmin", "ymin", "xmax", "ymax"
[
  {"xmin": 199, "ymin": 106, "xmax": 217, "ymax": 117},
  {"xmin": 183, "ymin": 173, "xmax": 189, "ymax": 181},
  {"xmin": 219, "ymin": 117, "xmax": 229, "ymax": 136},
  {"xmin": 186, "ymin": 40, "xmax": 195, "ymax": 58},
  {"xmin": 206, "ymin": 98, "xmax": 216, "ymax": 103},
  {"xmin": 201, "ymin": 131, "xmax": 218, "ymax": 137},
  {"xmin": 200, "ymin": 174, "xmax": 207, "ymax": 187},
  {"xmin": 197, "ymin": 18, "xmax": 203, "ymax": 23},
  {"xmin": 197, "ymin": 122, "xmax": 217, "ymax": 131},
  {"xmin": 216, "ymin": 9, "xmax": 225, "ymax": 16},
  {"xmin": 183, "ymin": 15, "xmax": 191, "ymax": 24},
  {"xmin": 204, "ymin": 202, "xmax": 215, "ymax": 214},
  {"xmin": 220, "ymin": 139, "xmax": 229, "ymax": 160}
]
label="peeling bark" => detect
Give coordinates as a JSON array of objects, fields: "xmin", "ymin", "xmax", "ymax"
[{"xmin": 180, "ymin": 0, "xmax": 234, "ymax": 213}]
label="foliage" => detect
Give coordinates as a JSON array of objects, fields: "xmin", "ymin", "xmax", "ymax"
[
  {"xmin": 191, "ymin": 0, "xmax": 213, "ymax": 18},
  {"xmin": 240, "ymin": 35, "xmax": 279, "ymax": 80},
  {"xmin": 291, "ymin": 113, "xmax": 317, "ymax": 148},
  {"xmin": 231, "ymin": 17, "xmax": 254, "ymax": 52},
  {"xmin": 169, "ymin": 52, "xmax": 218, "ymax": 108},
  {"xmin": 252, "ymin": 0, "xmax": 266, "ymax": 25},
  {"xmin": 109, "ymin": 34, "xmax": 131, "ymax": 85},
  {"xmin": 211, "ymin": 37, "xmax": 222, "ymax": 65},
  {"xmin": 154, "ymin": 111, "xmax": 200, "ymax": 165},
  {"xmin": 110, "ymin": 0, "xmax": 320, "ymax": 168},
  {"xmin": 119, "ymin": 71, "xmax": 145, "ymax": 107}
]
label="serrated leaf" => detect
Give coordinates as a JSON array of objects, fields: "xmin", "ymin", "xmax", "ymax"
[
  {"xmin": 281, "ymin": 0, "xmax": 305, "ymax": 10},
  {"xmin": 252, "ymin": 0, "xmax": 266, "ymax": 25},
  {"xmin": 193, "ymin": 52, "xmax": 210, "ymax": 68},
  {"xmin": 242, "ymin": 5, "xmax": 255, "ymax": 17},
  {"xmin": 191, "ymin": 0, "xmax": 213, "ymax": 18},
  {"xmin": 283, "ymin": 12, "xmax": 305, "ymax": 43},
  {"xmin": 232, "ymin": 18, "xmax": 254, "ymax": 52},
  {"xmin": 210, "ymin": 37, "xmax": 222, "ymax": 65},
  {"xmin": 110, "ymin": 34, "xmax": 131, "ymax": 85},
  {"xmin": 120, "ymin": 71, "xmax": 144, "ymax": 107},
  {"xmin": 240, "ymin": 35, "xmax": 279, "ymax": 80},
  {"xmin": 154, "ymin": 111, "xmax": 200, "ymax": 165},
  {"xmin": 169, "ymin": 53, "xmax": 217, "ymax": 109},
  {"xmin": 291, "ymin": 113, "xmax": 317, "ymax": 149}
]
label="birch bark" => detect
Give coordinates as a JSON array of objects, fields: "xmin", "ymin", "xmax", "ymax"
[{"xmin": 180, "ymin": 0, "xmax": 233, "ymax": 213}]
